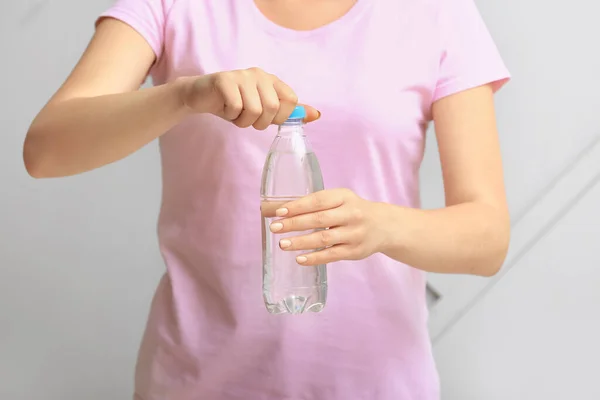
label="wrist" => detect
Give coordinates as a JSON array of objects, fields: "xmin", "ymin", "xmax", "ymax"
[
  {"xmin": 171, "ymin": 76, "xmax": 198, "ymax": 115},
  {"xmin": 374, "ymin": 202, "xmax": 411, "ymax": 256}
]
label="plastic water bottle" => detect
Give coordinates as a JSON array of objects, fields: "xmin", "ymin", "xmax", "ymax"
[{"xmin": 260, "ymin": 105, "xmax": 328, "ymax": 314}]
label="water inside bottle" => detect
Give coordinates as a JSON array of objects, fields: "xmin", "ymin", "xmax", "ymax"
[{"xmin": 261, "ymin": 150, "xmax": 327, "ymax": 314}]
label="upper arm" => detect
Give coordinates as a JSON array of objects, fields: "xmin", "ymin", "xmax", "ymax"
[
  {"xmin": 430, "ymin": 0, "xmax": 510, "ymax": 211},
  {"xmin": 47, "ymin": 17, "xmax": 156, "ymax": 105},
  {"xmin": 432, "ymin": 84, "xmax": 507, "ymax": 211},
  {"xmin": 42, "ymin": 0, "xmax": 171, "ymax": 106}
]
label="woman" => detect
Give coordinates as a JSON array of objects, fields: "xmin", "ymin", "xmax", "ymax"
[{"xmin": 23, "ymin": 0, "xmax": 511, "ymax": 398}]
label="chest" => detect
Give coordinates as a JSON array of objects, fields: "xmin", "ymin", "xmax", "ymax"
[{"xmin": 158, "ymin": 0, "xmax": 440, "ymax": 150}]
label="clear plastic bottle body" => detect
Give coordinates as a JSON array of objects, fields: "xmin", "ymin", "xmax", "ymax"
[{"xmin": 260, "ymin": 114, "xmax": 327, "ymax": 314}]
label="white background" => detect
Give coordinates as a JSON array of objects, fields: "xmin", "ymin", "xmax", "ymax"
[{"xmin": 1, "ymin": 0, "xmax": 599, "ymax": 399}]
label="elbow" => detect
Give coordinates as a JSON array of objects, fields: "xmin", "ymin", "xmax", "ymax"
[
  {"xmin": 23, "ymin": 134, "xmax": 42, "ymax": 178},
  {"xmin": 472, "ymin": 247, "xmax": 508, "ymax": 277},
  {"xmin": 23, "ymin": 128, "xmax": 53, "ymax": 179},
  {"xmin": 474, "ymin": 218, "xmax": 511, "ymax": 278},
  {"xmin": 477, "ymin": 247, "xmax": 508, "ymax": 277}
]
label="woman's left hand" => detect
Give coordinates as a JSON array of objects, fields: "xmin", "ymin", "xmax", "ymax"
[{"xmin": 268, "ymin": 188, "xmax": 390, "ymax": 266}]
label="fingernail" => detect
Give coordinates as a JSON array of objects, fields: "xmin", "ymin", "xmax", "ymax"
[
  {"xmin": 280, "ymin": 239, "xmax": 291, "ymax": 249},
  {"xmin": 316, "ymin": 110, "xmax": 322, "ymax": 120},
  {"xmin": 296, "ymin": 256, "xmax": 308, "ymax": 264},
  {"xmin": 270, "ymin": 222, "xmax": 283, "ymax": 232},
  {"xmin": 275, "ymin": 208, "xmax": 288, "ymax": 217}
]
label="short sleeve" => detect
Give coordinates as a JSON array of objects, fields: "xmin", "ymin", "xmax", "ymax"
[
  {"xmin": 433, "ymin": 0, "xmax": 510, "ymax": 102},
  {"xmin": 96, "ymin": 0, "xmax": 172, "ymax": 60}
]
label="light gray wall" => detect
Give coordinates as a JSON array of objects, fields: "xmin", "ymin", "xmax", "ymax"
[
  {"xmin": 1, "ymin": 1, "xmax": 162, "ymax": 399},
  {"xmin": 434, "ymin": 176, "xmax": 600, "ymax": 400},
  {"xmin": 1, "ymin": 1, "xmax": 598, "ymax": 399},
  {"xmin": 420, "ymin": 0, "xmax": 600, "ymax": 398}
]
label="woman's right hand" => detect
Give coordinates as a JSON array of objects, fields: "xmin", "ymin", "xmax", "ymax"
[{"xmin": 180, "ymin": 68, "xmax": 320, "ymax": 130}]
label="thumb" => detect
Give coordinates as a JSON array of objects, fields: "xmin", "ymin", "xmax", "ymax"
[{"xmin": 300, "ymin": 104, "xmax": 321, "ymax": 123}]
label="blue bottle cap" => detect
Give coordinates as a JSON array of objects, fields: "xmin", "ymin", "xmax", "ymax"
[{"xmin": 287, "ymin": 105, "xmax": 306, "ymax": 120}]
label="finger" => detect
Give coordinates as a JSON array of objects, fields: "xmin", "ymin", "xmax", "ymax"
[
  {"xmin": 253, "ymin": 81, "xmax": 280, "ymax": 130},
  {"xmin": 275, "ymin": 189, "xmax": 348, "ymax": 218},
  {"xmin": 214, "ymin": 77, "xmax": 243, "ymax": 121},
  {"xmin": 233, "ymin": 83, "xmax": 263, "ymax": 128},
  {"xmin": 279, "ymin": 227, "xmax": 348, "ymax": 251},
  {"xmin": 295, "ymin": 245, "xmax": 355, "ymax": 266},
  {"xmin": 272, "ymin": 80, "xmax": 298, "ymax": 125},
  {"xmin": 269, "ymin": 207, "xmax": 348, "ymax": 234},
  {"xmin": 302, "ymin": 104, "xmax": 321, "ymax": 123}
]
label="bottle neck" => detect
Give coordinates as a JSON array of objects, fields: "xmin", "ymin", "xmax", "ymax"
[{"xmin": 277, "ymin": 118, "xmax": 305, "ymax": 136}]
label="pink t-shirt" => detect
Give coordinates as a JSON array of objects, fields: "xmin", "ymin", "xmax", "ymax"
[{"xmin": 99, "ymin": 1, "xmax": 509, "ymax": 399}]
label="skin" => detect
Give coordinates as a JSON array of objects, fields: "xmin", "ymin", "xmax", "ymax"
[
  {"xmin": 23, "ymin": 1, "xmax": 510, "ymax": 277},
  {"xmin": 23, "ymin": 18, "xmax": 319, "ymax": 178},
  {"xmin": 255, "ymin": 0, "xmax": 358, "ymax": 30}
]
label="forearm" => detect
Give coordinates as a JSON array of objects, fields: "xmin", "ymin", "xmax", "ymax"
[
  {"xmin": 24, "ymin": 78, "xmax": 192, "ymax": 178},
  {"xmin": 379, "ymin": 202, "xmax": 510, "ymax": 276}
]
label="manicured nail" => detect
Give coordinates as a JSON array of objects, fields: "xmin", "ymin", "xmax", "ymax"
[
  {"xmin": 275, "ymin": 208, "xmax": 288, "ymax": 217},
  {"xmin": 270, "ymin": 222, "xmax": 283, "ymax": 232},
  {"xmin": 296, "ymin": 256, "xmax": 308, "ymax": 264},
  {"xmin": 279, "ymin": 239, "xmax": 291, "ymax": 249},
  {"xmin": 316, "ymin": 110, "xmax": 322, "ymax": 120}
]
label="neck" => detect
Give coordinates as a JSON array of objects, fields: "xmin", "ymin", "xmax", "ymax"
[{"xmin": 277, "ymin": 120, "xmax": 305, "ymax": 136}]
